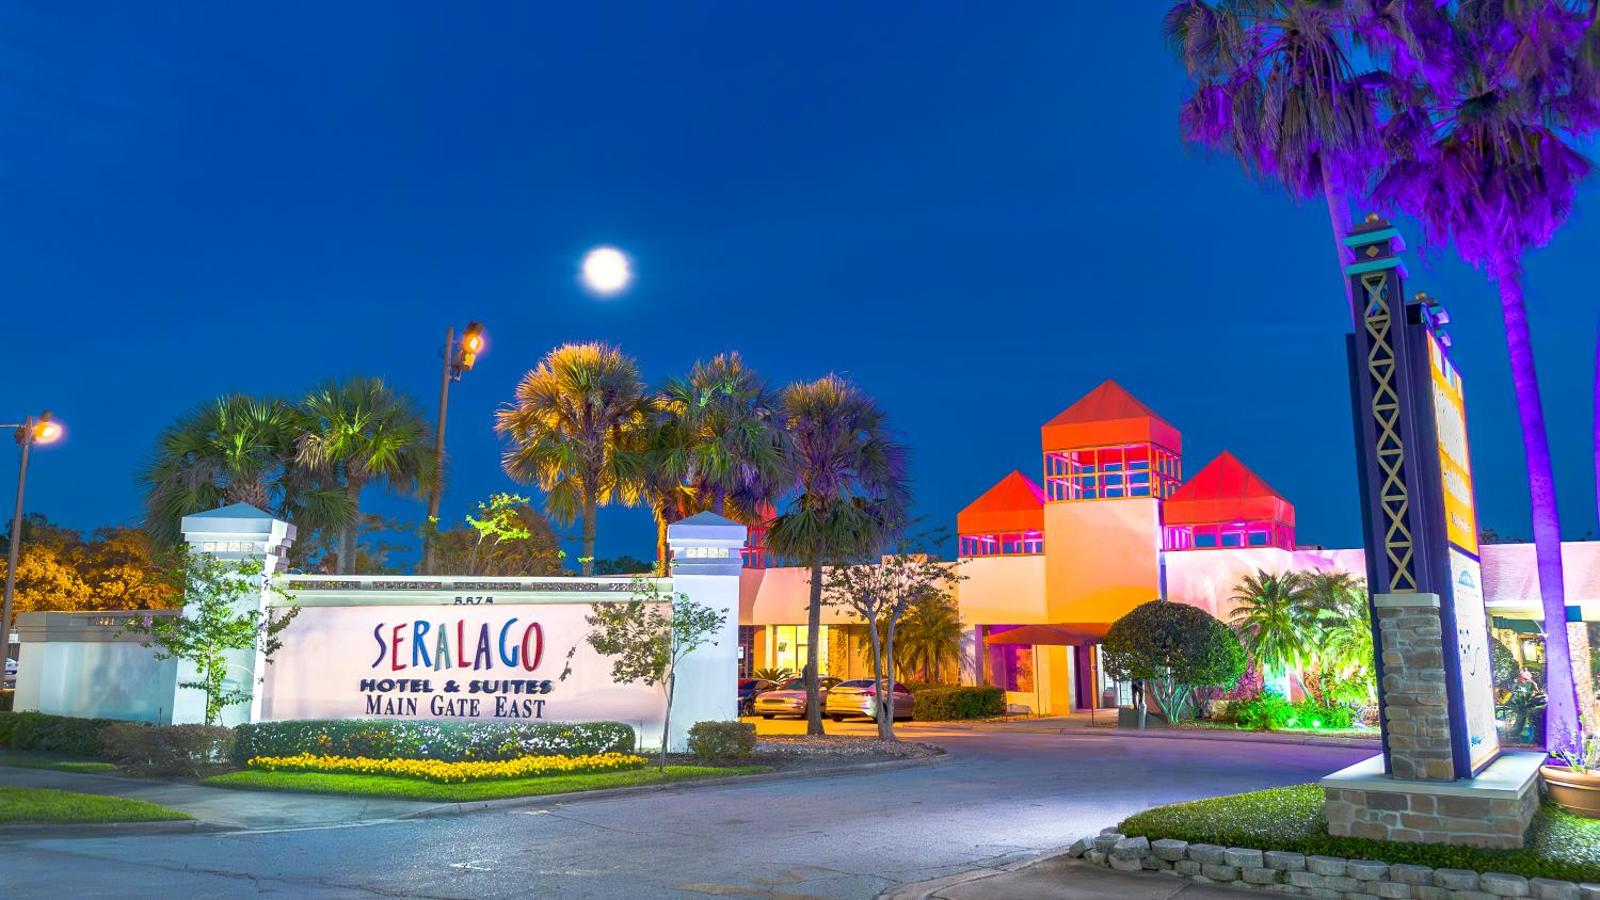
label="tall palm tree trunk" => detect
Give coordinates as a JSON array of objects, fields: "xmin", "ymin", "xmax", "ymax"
[
  {"xmin": 654, "ymin": 510, "xmax": 671, "ymax": 576},
  {"xmin": 804, "ymin": 559, "xmax": 824, "ymax": 736},
  {"xmin": 581, "ymin": 493, "xmax": 597, "ymax": 576},
  {"xmin": 1498, "ymin": 271, "xmax": 1586, "ymax": 751},
  {"xmin": 338, "ymin": 480, "xmax": 362, "ymax": 575},
  {"xmin": 1324, "ymin": 178, "xmax": 1355, "ymax": 326}
]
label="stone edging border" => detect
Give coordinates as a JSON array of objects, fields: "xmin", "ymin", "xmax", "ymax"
[
  {"xmin": 402, "ymin": 751, "xmax": 950, "ymax": 818},
  {"xmin": 1071, "ymin": 828, "xmax": 1595, "ymax": 899}
]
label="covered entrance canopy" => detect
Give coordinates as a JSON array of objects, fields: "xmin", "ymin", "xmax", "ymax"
[{"xmin": 984, "ymin": 623, "xmax": 1110, "ymax": 646}]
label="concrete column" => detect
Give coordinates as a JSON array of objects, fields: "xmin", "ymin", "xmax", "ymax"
[
  {"xmin": 175, "ymin": 503, "xmax": 296, "ymax": 726},
  {"xmin": 665, "ymin": 512, "xmax": 747, "ymax": 752}
]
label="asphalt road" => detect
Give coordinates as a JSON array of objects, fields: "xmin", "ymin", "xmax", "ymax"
[{"xmin": 1, "ymin": 730, "xmax": 1368, "ymax": 899}]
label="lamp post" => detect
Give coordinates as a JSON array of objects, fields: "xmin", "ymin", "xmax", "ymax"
[
  {"xmin": 422, "ymin": 323, "xmax": 484, "ymax": 574},
  {"xmin": 2, "ymin": 412, "xmax": 63, "ymax": 665}
]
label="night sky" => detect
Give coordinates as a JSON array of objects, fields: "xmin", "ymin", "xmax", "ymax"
[{"xmin": 3, "ymin": 4, "xmax": 1598, "ymax": 565}]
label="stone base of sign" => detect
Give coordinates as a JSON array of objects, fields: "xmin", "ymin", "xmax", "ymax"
[{"xmin": 1320, "ymin": 752, "xmax": 1544, "ymax": 849}]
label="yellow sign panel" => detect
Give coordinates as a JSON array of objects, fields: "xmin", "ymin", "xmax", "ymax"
[{"xmin": 1429, "ymin": 336, "xmax": 1478, "ymax": 555}]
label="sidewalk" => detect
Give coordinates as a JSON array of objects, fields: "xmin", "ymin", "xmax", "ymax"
[
  {"xmin": 886, "ymin": 855, "xmax": 1251, "ymax": 899},
  {"xmin": 0, "ymin": 765, "xmax": 434, "ymax": 832}
]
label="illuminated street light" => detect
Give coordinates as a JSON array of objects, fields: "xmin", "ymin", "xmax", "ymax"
[
  {"xmin": 581, "ymin": 246, "xmax": 632, "ymax": 296},
  {"xmin": 2, "ymin": 411, "xmax": 63, "ymax": 665},
  {"xmin": 423, "ymin": 324, "xmax": 487, "ymax": 574}
]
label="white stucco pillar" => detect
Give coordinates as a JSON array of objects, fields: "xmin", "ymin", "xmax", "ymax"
[
  {"xmin": 665, "ymin": 512, "xmax": 746, "ymax": 752},
  {"xmin": 175, "ymin": 503, "xmax": 296, "ymax": 726}
]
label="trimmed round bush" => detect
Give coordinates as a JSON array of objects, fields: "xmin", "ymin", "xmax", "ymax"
[
  {"xmin": 1102, "ymin": 600, "xmax": 1245, "ymax": 724},
  {"xmin": 912, "ymin": 686, "xmax": 1005, "ymax": 721},
  {"xmin": 686, "ymin": 721, "xmax": 756, "ymax": 761},
  {"xmin": 232, "ymin": 719, "xmax": 636, "ymax": 766}
]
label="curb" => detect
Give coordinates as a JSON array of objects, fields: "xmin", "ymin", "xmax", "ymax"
[
  {"xmin": 1105, "ymin": 728, "xmax": 1381, "ymax": 750},
  {"xmin": 878, "ymin": 844, "xmax": 1075, "ymax": 900},
  {"xmin": 0, "ymin": 819, "xmax": 235, "ymax": 840},
  {"xmin": 401, "ymin": 752, "xmax": 951, "ymax": 819}
]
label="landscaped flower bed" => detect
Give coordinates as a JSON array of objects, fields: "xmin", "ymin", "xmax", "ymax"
[{"xmin": 245, "ymin": 751, "xmax": 647, "ymax": 783}]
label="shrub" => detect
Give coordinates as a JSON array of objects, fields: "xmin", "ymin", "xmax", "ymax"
[
  {"xmin": 1228, "ymin": 692, "xmax": 1357, "ymax": 731},
  {"xmin": 0, "ymin": 689, "xmax": 13, "ymax": 712},
  {"xmin": 686, "ymin": 721, "xmax": 756, "ymax": 761},
  {"xmin": 8, "ymin": 712, "xmax": 124, "ymax": 755},
  {"xmin": 246, "ymin": 751, "xmax": 647, "ymax": 783},
  {"xmin": 912, "ymin": 686, "xmax": 1005, "ymax": 721},
  {"xmin": 0, "ymin": 710, "xmax": 18, "ymax": 746},
  {"xmin": 100, "ymin": 724, "xmax": 236, "ymax": 777},
  {"xmin": 232, "ymin": 719, "xmax": 636, "ymax": 766},
  {"xmin": 1102, "ymin": 600, "xmax": 1246, "ymax": 724}
]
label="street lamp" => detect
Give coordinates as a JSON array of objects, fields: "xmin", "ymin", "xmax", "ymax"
[
  {"xmin": 422, "ymin": 323, "xmax": 485, "ymax": 574},
  {"xmin": 2, "ymin": 412, "xmax": 63, "ymax": 665}
]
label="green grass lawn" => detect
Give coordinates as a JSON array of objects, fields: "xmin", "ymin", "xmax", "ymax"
[
  {"xmin": 203, "ymin": 764, "xmax": 772, "ymax": 802},
  {"xmin": 0, "ymin": 752, "xmax": 119, "ymax": 774},
  {"xmin": 1119, "ymin": 784, "xmax": 1600, "ymax": 883},
  {"xmin": 0, "ymin": 787, "xmax": 191, "ymax": 824}
]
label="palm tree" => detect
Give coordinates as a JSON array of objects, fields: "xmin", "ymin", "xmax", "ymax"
[
  {"xmin": 298, "ymin": 377, "xmax": 436, "ymax": 575},
  {"xmin": 141, "ymin": 395, "xmax": 309, "ymax": 545},
  {"xmin": 1304, "ymin": 570, "xmax": 1373, "ymax": 680},
  {"xmin": 1162, "ymin": 0, "xmax": 1387, "ymax": 309},
  {"xmin": 1228, "ymin": 569, "xmax": 1315, "ymax": 690},
  {"xmin": 497, "ymin": 343, "xmax": 647, "ymax": 575},
  {"xmin": 1373, "ymin": 0, "xmax": 1596, "ymax": 753},
  {"xmin": 662, "ymin": 353, "xmax": 788, "ymax": 516},
  {"xmin": 898, "ymin": 592, "xmax": 963, "ymax": 684},
  {"xmin": 766, "ymin": 375, "xmax": 909, "ymax": 736}
]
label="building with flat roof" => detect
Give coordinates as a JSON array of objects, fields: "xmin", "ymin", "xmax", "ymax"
[{"xmin": 735, "ymin": 379, "xmax": 1596, "ymax": 713}]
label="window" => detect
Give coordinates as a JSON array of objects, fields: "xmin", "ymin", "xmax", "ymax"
[
  {"xmin": 991, "ymin": 644, "xmax": 1034, "ymax": 692},
  {"xmin": 959, "ymin": 531, "xmax": 1043, "ymax": 558},
  {"xmin": 1044, "ymin": 443, "xmax": 1180, "ymax": 502}
]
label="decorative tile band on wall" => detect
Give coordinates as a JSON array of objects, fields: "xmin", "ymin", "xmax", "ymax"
[{"xmin": 1069, "ymin": 830, "xmax": 1593, "ymax": 899}]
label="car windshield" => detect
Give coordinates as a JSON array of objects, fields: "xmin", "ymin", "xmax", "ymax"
[
  {"xmin": 838, "ymin": 679, "xmax": 874, "ymax": 688},
  {"xmin": 779, "ymin": 678, "xmax": 805, "ymax": 690}
]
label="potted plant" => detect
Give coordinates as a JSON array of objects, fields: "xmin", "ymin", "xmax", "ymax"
[{"xmin": 1542, "ymin": 730, "xmax": 1600, "ymax": 817}]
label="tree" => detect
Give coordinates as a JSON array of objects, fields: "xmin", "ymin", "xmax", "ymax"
[
  {"xmin": 1372, "ymin": 1, "xmax": 1597, "ymax": 753},
  {"xmin": 581, "ymin": 580, "xmax": 726, "ymax": 768},
  {"xmin": 298, "ymin": 376, "xmax": 436, "ymax": 575},
  {"xmin": 1228, "ymin": 569, "xmax": 1315, "ymax": 684},
  {"xmin": 766, "ymin": 375, "xmax": 909, "ymax": 736},
  {"xmin": 897, "ymin": 591, "xmax": 963, "ymax": 684},
  {"xmin": 428, "ymin": 494, "xmax": 565, "ymax": 577},
  {"xmin": 659, "ymin": 353, "xmax": 788, "ymax": 517},
  {"xmin": 125, "ymin": 551, "xmax": 299, "ymax": 726},
  {"xmin": 0, "ymin": 518, "xmax": 180, "ymax": 624},
  {"xmin": 1162, "ymin": 0, "xmax": 1386, "ymax": 309},
  {"xmin": 497, "ymin": 343, "xmax": 647, "ymax": 575},
  {"xmin": 592, "ymin": 555, "xmax": 656, "ymax": 576},
  {"xmin": 289, "ymin": 513, "xmax": 411, "ymax": 575},
  {"xmin": 821, "ymin": 547, "xmax": 961, "ymax": 740},
  {"xmin": 141, "ymin": 395, "xmax": 308, "ymax": 545},
  {"xmin": 1103, "ymin": 600, "xmax": 1246, "ymax": 724}
]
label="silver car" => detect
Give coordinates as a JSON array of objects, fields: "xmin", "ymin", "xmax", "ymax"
[
  {"xmin": 824, "ymin": 679, "xmax": 913, "ymax": 722},
  {"xmin": 754, "ymin": 677, "xmax": 840, "ymax": 718}
]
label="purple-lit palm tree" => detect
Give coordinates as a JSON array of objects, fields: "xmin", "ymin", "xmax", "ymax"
[
  {"xmin": 1375, "ymin": 1, "xmax": 1596, "ymax": 753},
  {"xmin": 766, "ymin": 375, "xmax": 909, "ymax": 736},
  {"xmin": 1162, "ymin": 0, "xmax": 1389, "ymax": 313}
]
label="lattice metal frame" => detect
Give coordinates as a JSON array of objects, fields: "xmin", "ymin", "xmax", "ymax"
[{"xmin": 1362, "ymin": 271, "xmax": 1417, "ymax": 592}]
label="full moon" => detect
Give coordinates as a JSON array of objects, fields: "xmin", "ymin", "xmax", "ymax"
[{"xmin": 580, "ymin": 246, "xmax": 632, "ymax": 296}]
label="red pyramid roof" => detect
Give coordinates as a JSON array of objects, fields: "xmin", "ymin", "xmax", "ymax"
[
  {"xmin": 1163, "ymin": 451, "xmax": 1294, "ymax": 527},
  {"xmin": 957, "ymin": 471, "xmax": 1046, "ymax": 535},
  {"xmin": 1041, "ymin": 379, "xmax": 1182, "ymax": 453}
]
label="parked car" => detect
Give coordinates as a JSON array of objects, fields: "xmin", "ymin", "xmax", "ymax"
[
  {"xmin": 3, "ymin": 657, "xmax": 15, "ymax": 688},
  {"xmin": 754, "ymin": 677, "xmax": 841, "ymax": 719},
  {"xmin": 824, "ymin": 679, "xmax": 914, "ymax": 722},
  {"xmin": 737, "ymin": 678, "xmax": 777, "ymax": 716}
]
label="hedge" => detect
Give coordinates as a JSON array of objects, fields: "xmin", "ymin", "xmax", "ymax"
[
  {"xmin": 232, "ymin": 719, "xmax": 636, "ymax": 765},
  {"xmin": 687, "ymin": 721, "xmax": 756, "ymax": 761},
  {"xmin": 99, "ymin": 723, "xmax": 236, "ymax": 776},
  {"xmin": 911, "ymin": 686, "xmax": 1005, "ymax": 721},
  {"xmin": 1, "ymin": 689, "xmax": 13, "ymax": 712},
  {"xmin": 1, "ymin": 711, "xmax": 125, "ymax": 756}
]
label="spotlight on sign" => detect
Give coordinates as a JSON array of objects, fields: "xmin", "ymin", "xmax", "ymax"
[{"xmin": 580, "ymin": 246, "xmax": 632, "ymax": 297}]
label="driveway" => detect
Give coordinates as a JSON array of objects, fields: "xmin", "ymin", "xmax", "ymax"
[{"xmin": 0, "ymin": 729, "xmax": 1368, "ymax": 899}]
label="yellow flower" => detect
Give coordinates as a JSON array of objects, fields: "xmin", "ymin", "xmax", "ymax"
[{"xmin": 246, "ymin": 752, "xmax": 648, "ymax": 784}]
